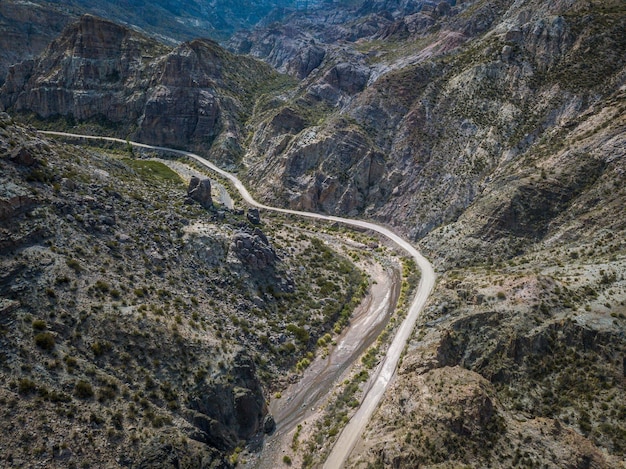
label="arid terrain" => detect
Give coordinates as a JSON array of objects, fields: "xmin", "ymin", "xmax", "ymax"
[{"xmin": 1, "ymin": 0, "xmax": 625, "ymax": 468}]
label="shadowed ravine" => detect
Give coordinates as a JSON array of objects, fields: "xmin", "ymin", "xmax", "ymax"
[{"xmin": 39, "ymin": 130, "xmax": 436, "ymax": 468}]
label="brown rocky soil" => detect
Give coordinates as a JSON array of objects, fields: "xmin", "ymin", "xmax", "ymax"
[{"xmin": 0, "ymin": 115, "xmax": 369, "ymax": 468}]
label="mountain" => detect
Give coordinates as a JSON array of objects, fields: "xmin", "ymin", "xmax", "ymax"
[
  {"xmin": 0, "ymin": 15, "xmax": 293, "ymax": 166},
  {"xmin": 1, "ymin": 0, "xmax": 625, "ymax": 467},
  {"xmin": 0, "ymin": 1, "xmax": 73, "ymax": 87},
  {"xmin": 0, "ymin": 112, "xmax": 367, "ymax": 467},
  {"xmin": 0, "ymin": 0, "xmax": 298, "ymax": 88},
  {"xmin": 55, "ymin": 0, "xmax": 297, "ymax": 41}
]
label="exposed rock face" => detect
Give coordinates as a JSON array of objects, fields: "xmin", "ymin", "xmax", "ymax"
[
  {"xmin": 135, "ymin": 40, "xmax": 222, "ymax": 148},
  {"xmin": 246, "ymin": 120, "xmax": 386, "ymax": 216},
  {"xmin": 231, "ymin": 228, "xmax": 276, "ymax": 271},
  {"xmin": 187, "ymin": 176, "xmax": 213, "ymax": 209},
  {"xmin": 0, "ymin": 181, "xmax": 36, "ymax": 221},
  {"xmin": 321, "ymin": 62, "xmax": 370, "ymax": 95},
  {"xmin": 188, "ymin": 353, "xmax": 268, "ymax": 450},
  {"xmin": 230, "ymin": 26, "xmax": 326, "ymax": 79},
  {"xmin": 0, "ymin": 1, "xmax": 72, "ymax": 86},
  {"xmin": 246, "ymin": 207, "xmax": 261, "ymax": 225},
  {"xmin": 0, "ymin": 15, "xmax": 282, "ymax": 164}
]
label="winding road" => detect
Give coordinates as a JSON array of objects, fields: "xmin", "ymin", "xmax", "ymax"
[{"xmin": 39, "ymin": 130, "xmax": 436, "ymax": 468}]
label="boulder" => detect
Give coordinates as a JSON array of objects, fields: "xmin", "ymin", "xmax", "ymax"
[
  {"xmin": 187, "ymin": 176, "xmax": 213, "ymax": 209},
  {"xmin": 262, "ymin": 414, "xmax": 276, "ymax": 434},
  {"xmin": 246, "ymin": 207, "xmax": 261, "ymax": 225},
  {"xmin": 9, "ymin": 146, "xmax": 36, "ymax": 166}
]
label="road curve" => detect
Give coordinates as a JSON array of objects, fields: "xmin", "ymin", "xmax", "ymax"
[{"xmin": 39, "ymin": 130, "xmax": 437, "ymax": 467}]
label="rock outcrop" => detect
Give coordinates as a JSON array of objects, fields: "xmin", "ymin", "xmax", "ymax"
[
  {"xmin": 188, "ymin": 353, "xmax": 269, "ymax": 450},
  {"xmin": 0, "ymin": 14, "xmax": 283, "ymax": 164},
  {"xmin": 231, "ymin": 228, "xmax": 276, "ymax": 271},
  {"xmin": 246, "ymin": 207, "xmax": 261, "ymax": 225},
  {"xmin": 186, "ymin": 176, "xmax": 213, "ymax": 209},
  {"xmin": 0, "ymin": 181, "xmax": 36, "ymax": 221}
]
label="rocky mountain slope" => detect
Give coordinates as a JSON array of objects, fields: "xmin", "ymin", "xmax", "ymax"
[
  {"xmin": 0, "ymin": 1, "xmax": 73, "ymax": 87},
  {"xmin": 0, "ymin": 113, "xmax": 367, "ymax": 468},
  {"xmin": 0, "ymin": 0, "xmax": 300, "ymax": 87},
  {"xmin": 230, "ymin": 0, "xmax": 626, "ymax": 466},
  {"xmin": 0, "ymin": 15, "xmax": 294, "ymax": 167},
  {"xmin": 237, "ymin": 0, "xmax": 626, "ymax": 238},
  {"xmin": 1, "ymin": 0, "xmax": 625, "ymax": 467}
]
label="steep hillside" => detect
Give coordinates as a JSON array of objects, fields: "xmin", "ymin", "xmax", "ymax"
[
  {"xmin": 348, "ymin": 89, "xmax": 626, "ymax": 466},
  {"xmin": 0, "ymin": 113, "xmax": 367, "ymax": 467},
  {"xmin": 1, "ymin": 0, "xmax": 625, "ymax": 467},
  {"xmin": 241, "ymin": 0, "xmax": 626, "ymax": 239},
  {"xmin": 0, "ymin": 0, "xmax": 300, "ymax": 85},
  {"xmin": 0, "ymin": 1, "xmax": 73, "ymax": 87},
  {"xmin": 0, "ymin": 15, "xmax": 294, "ymax": 166}
]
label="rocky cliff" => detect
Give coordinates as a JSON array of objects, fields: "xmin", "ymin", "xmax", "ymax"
[
  {"xmin": 1, "ymin": 0, "xmax": 625, "ymax": 467},
  {"xmin": 0, "ymin": 15, "xmax": 291, "ymax": 166},
  {"xmin": 0, "ymin": 1, "xmax": 73, "ymax": 87}
]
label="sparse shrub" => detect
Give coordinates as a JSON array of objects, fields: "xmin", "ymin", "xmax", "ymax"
[
  {"xmin": 55, "ymin": 275, "xmax": 71, "ymax": 285},
  {"xmin": 18, "ymin": 378, "xmax": 37, "ymax": 395},
  {"xmin": 94, "ymin": 280, "xmax": 110, "ymax": 293},
  {"xmin": 296, "ymin": 357, "xmax": 311, "ymax": 371},
  {"xmin": 34, "ymin": 332, "xmax": 55, "ymax": 351},
  {"xmin": 64, "ymin": 355, "xmax": 78, "ymax": 370},
  {"xmin": 66, "ymin": 258, "xmax": 81, "ymax": 272},
  {"xmin": 91, "ymin": 341, "xmax": 111, "ymax": 357},
  {"xmin": 97, "ymin": 388, "xmax": 115, "ymax": 402},
  {"xmin": 111, "ymin": 411, "xmax": 124, "ymax": 429},
  {"xmin": 283, "ymin": 455, "xmax": 292, "ymax": 465},
  {"xmin": 32, "ymin": 319, "xmax": 47, "ymax": 330},
  {"xmin": 75, "ymin": 380, "xmax": 94, "ymax": 399},
  {"xmin": 90, "ymin": 412, "xmax": 105, "ymax": 425}
]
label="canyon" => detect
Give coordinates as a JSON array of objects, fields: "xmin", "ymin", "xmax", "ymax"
[{"xmin": 1, "ymin": 0, "xmax": 625, "ymax": 467}]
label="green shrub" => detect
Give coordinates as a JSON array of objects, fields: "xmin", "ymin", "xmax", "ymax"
[
  {"xmin": 74, "ymin": 380, "xmax": 94, "ymax": 399},
  {"xmin": 94, "ymin": 280, "xmax": 110, "ymax": 293},
  {"xmin": 34, "ymin": 332, "xmax": 55, "ymax": 351},
  {"xmin": 18, "ymin": 378, "xmax": 37, "ymax": 395},
  {"xmin": 32, "ymin": 319, "xmax": 47, "ymax": 330},
  {"xmin": 64, "ymin": 355, "xmax": 78, "ymax": 369}
]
